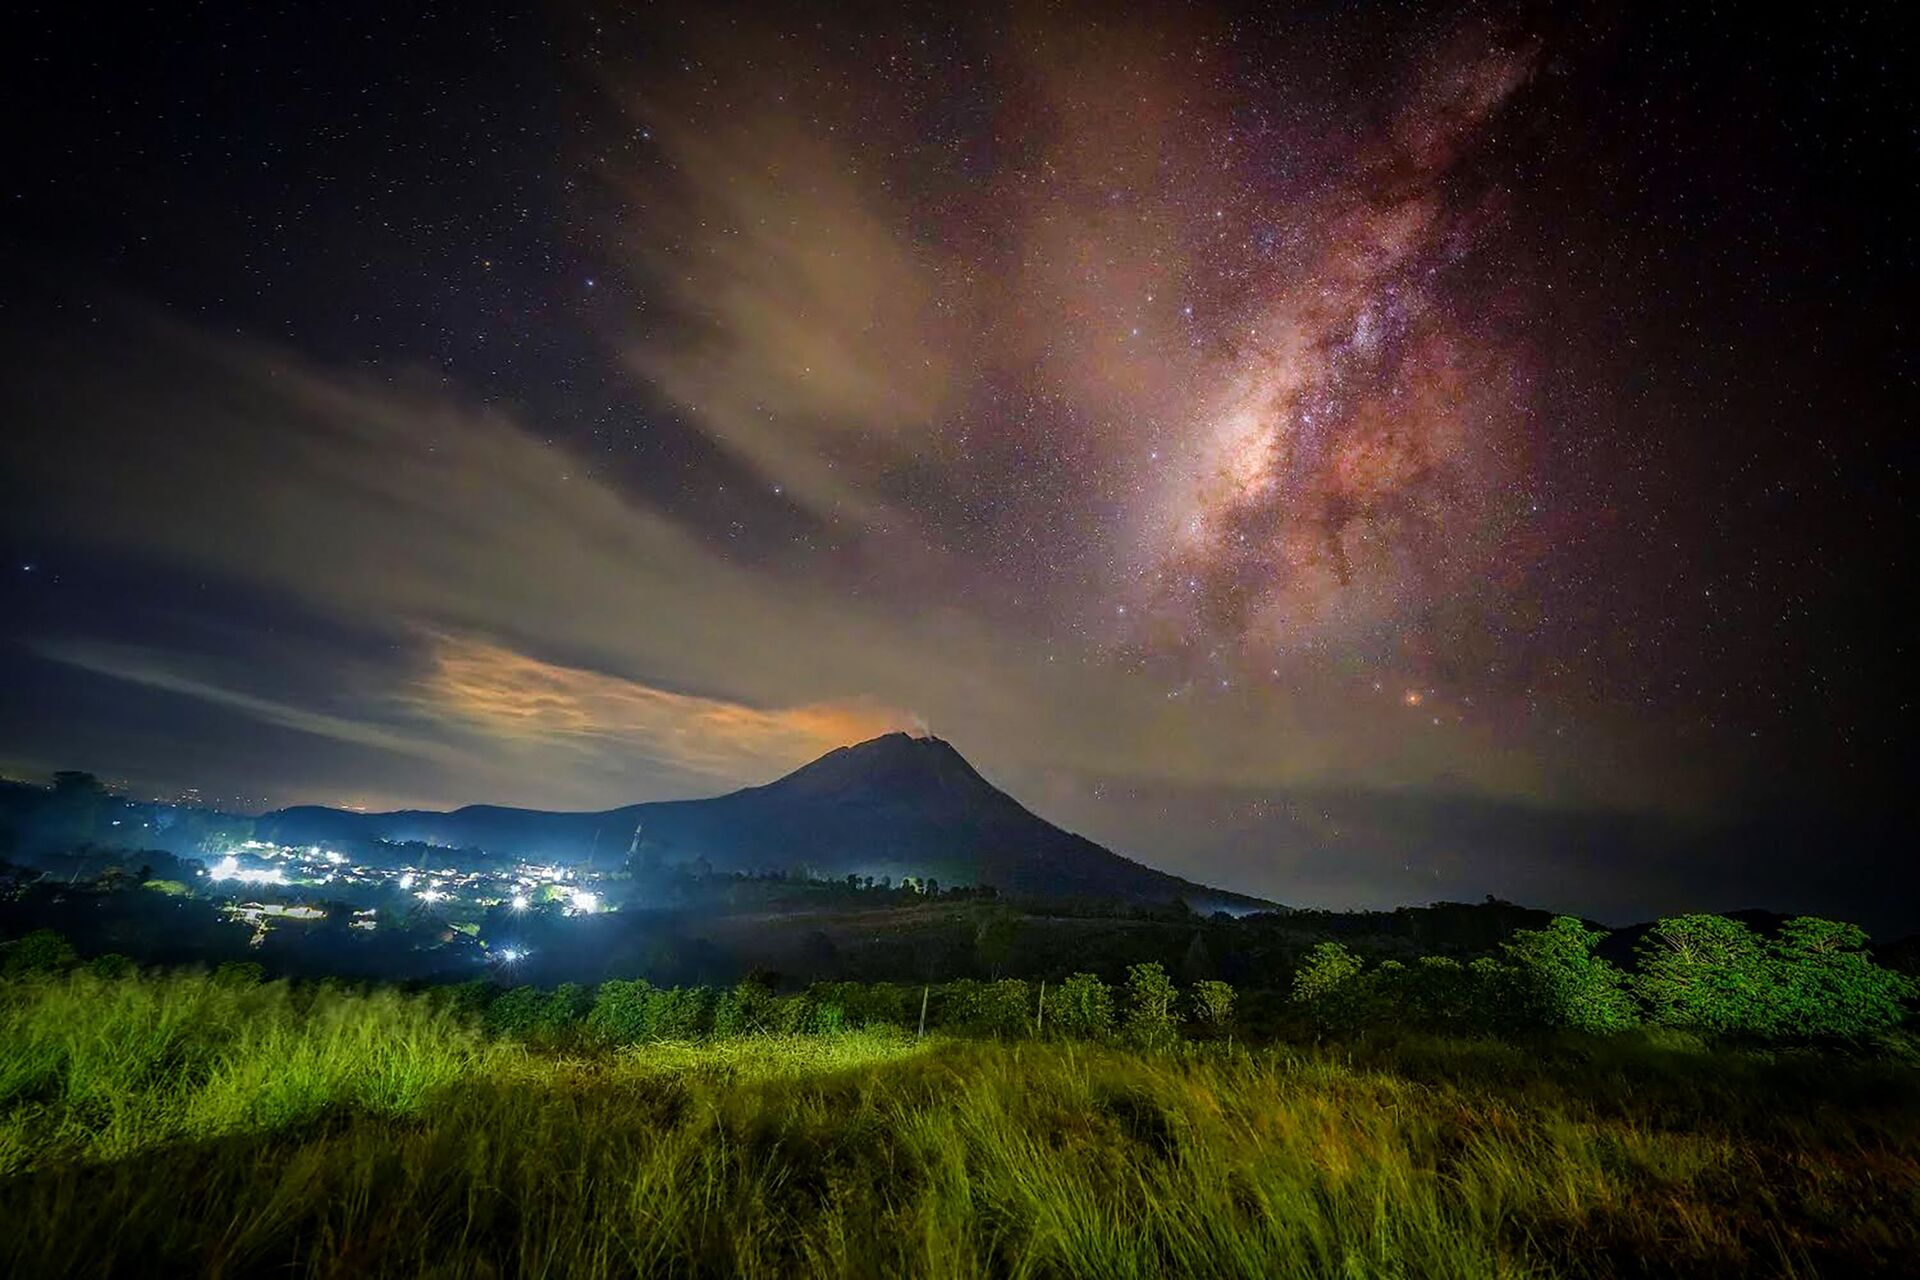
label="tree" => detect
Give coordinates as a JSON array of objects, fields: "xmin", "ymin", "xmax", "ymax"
[
  {"xmin": 1634, "ymin": 914, "xmax": 1777, "ymax": 1035},
  {"xmin": 1290, "ymin": 941, "xmax": 1376, "ymax": 1032},
  {"xmin": 1500, "ymin": 916, "xmax": 1637, "ymax": 1033},
  {"xmin": 1044, "ymin": 972, "xmax": 1116, "ymax": 1039},
  {"xmin": 1291, "ymin": 941, "xmax": 1363, "ymax": 1005},
  {"xmin": 1768, "ymin": 917, "xmax": 1914, "ymax": 1040},
  {"xmin": 1121, "ymin": 961, "xmax": 1180, "ymax": 1048},
  {"xmin": 1395, "ymin": 955, "xmax": 1492, "ymax": 1032}
]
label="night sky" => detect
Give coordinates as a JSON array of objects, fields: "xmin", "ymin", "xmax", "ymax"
[{"xmin": 1, "ymin": 3, "xmax": 1912, "ymax": 929}]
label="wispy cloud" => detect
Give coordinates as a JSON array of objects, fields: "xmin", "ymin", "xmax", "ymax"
[
  {"xmin": 36, "ymin": 639, "xmax": 449, "ymax": 761},
  {"xmin": 414, "ymin": 633, "xmax": 915, "ymax": 782}
]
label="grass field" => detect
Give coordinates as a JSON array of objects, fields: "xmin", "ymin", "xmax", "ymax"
[{"xmin": 3, "ymin": 971, "xmax": 1917, "ymax": 1278}]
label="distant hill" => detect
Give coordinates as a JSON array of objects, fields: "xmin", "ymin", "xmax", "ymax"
[{"xmin": 257, "ymin": 733, "xmax": 1278, "ymax": 912}]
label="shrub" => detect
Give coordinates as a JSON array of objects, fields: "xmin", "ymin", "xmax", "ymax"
[
  {"xmin": 1044, "ymin": 972, "xmax": 1116, "ymax": 1040},
  {"xmin": 477, "ymin": 983, "xmax": 586, "ymax": 1043},
  {"xmin": 768, "ymin": 995, "xmax": 812, "ymax": 1035},
  {"xmin": 211, "ymin": 961, "xmax": 265, "ymax": 989},
  {"xmin": 484, "ymin": 985, "xmax": 547, "ymax": 1038},
  {"xmin": 85, "ymin": 953, "xmax": 136, "ymax": 980},
  {"xmin": 808, "ymin": 981, "xmax": 910, "ymax": 1031},
  {"xmin": 941, "ymin": 978, "xmax": 1032, "ymax": 1038},
  {"xmin": 2, "ymin": 930, "xmax": 78, "ymax": 978},
  {"xmin": 1186, "ymin": 979, "xmax": 1236, "ymax": 1038},
  {"xmin": 440, "ymin": 979, "xmax": 498, "ymax": 1021},
  {"xmin": 1501, "ymin": 916, "xmax": 1638, "ymax": 1033},
  {"xmin": 710, "ymin": 989, "xmax": 746, "ymax": 1038},
  {"xmin": 645, "ymin": 986, "xmax": 710, "ymax": 1041},
  {"xmin": 865, "ymin": 982, "xmax": 917, "ymax": 1030},
  {"xmin": 1634, "ymin": 915, "xmax": 1778, "ymax": 1035},
  {"xmin": 809, "ymin": 1000, "xmax": 847, "ymax": 1036},
  {"xmin": 537, "ymin": 984, "xmax": 591, "ymax": 1041},
  {"xmin": 1121, "ymin": 962, "xmax": 1179, "ymax": 1048},
  {"xmin": 588, "ymin": 978, "xmax": 655, "ymax": 1045},
  {"xmin": 1392, "ymin": 956, "xmax": 1497, "ymax": 1033},
  {"xmin": 713, "ymin": 979, "xmax": 777, "ymax": 1038}
]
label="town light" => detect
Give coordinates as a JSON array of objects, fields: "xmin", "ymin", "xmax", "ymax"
[{"xmin": 209, "ymin": 855, "xmax": 288, "ymax": 886}]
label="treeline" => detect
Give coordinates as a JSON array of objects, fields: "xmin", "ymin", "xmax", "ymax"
[
  {"xmin": 447, "ymin": 912, "xmax": 1916, "ymax": 1049},
  {"xmin": 1293, "ymin": 914, "xmax": 1918, "ymax": 1041},
  {"xmin": 442, "ymin": 964, "xmax": 1233, "ymax": 1049},
  {"xmin": 5, "ymin": 911, "xmax": 1915, "ymax": 1049}
]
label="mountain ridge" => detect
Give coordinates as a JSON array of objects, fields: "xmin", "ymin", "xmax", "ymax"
[{"xmin": 257, "ymin": 733, "xmax": 1278, "ymax": 911}]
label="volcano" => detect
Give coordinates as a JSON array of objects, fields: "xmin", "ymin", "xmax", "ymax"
[{"xmin": 259, "ymin": 733, "xmax": 1276, "ymax": 911}]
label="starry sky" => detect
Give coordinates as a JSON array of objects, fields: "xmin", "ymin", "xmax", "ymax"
[{"xmin": 1, "ymin": 2, "xmax": 1912, "ymax": 929}]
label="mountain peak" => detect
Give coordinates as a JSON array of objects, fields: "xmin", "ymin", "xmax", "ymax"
[{"xmin": 755, "ymin": 731, "xmax": 990, "ymax": 803}]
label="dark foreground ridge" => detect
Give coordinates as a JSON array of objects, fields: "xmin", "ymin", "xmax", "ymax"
[{"xmin": 258, "ymin": 733, "xmax": 1277, "ymax": 912}]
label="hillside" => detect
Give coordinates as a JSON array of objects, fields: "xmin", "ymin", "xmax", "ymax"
[{"xmin": 257, "ymin": 733, "xmax": 1277, "ymax": 912}]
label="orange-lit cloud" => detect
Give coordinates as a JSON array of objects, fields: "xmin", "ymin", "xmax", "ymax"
[{"xmin": 416, "ymin": 634, "xmax": 916, "ymax": 783}]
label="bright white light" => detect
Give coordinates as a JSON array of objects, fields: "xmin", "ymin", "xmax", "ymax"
[
  {"xmin": 416, "ymin": 889, "xmax": 445, "ymax": 903},
  {"xmin": 324, "ymin": 851, "xmax": 347, "ymax": 866},
  {"xmin": 399, "ymin": 873, "xmax": 416, "ymax": 890},
  {"xmin": 510, "ymin": 894, "xmax": 529, "ymax": 911},
  {"xmin": 569, "ymin": 889, "xmax": 598, "ymax": 914},
  {"xmin": 497, "ymin": 948, "xmax": 523, "ymax": 963},
  {"xmin": 208, "ymin": 855, "xmax": 287, "ymax": 886}
]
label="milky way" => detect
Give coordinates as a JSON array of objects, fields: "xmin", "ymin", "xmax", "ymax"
[
  {"xmin": 1139, "ymin": 41, "xmax": 1540, "ymax": 659},
  {"xmin": 619, "ymin": 14, "xmax": 1551, "ymax": 689}
]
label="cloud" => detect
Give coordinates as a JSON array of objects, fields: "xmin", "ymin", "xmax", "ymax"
[
  {"xmin": 0, "ymin": 304, "xmax": 1707, "ymax": 820},
  {"xmin": 35, "ymin": 639, "xmax": 454, "ymax": 763},
  {"xmin": 414, "ymin": 633, "xmax": 915, "ymax": 782},
  {"xmin": 611, "ymin": 47, "xmax": 962, "ymax": 522}
]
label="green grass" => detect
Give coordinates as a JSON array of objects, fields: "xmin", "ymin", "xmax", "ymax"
[{"xmin": 2, "ymin": 972, "xmax": 1916, "ymax": 1277}]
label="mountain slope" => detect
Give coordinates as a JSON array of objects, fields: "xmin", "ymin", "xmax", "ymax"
[{"xmin": 257, "ymin": 733, "xmax": 1276, "ymax": 911}]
